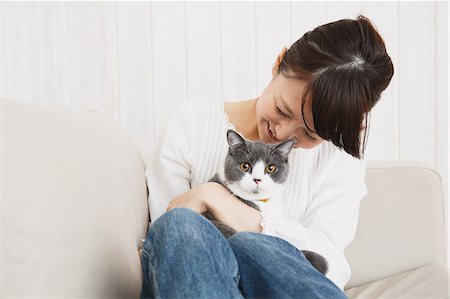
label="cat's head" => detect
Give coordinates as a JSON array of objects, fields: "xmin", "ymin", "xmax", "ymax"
[{"xmin": 223, "ymin": 129, "xmax": 296, "ymax": 201}]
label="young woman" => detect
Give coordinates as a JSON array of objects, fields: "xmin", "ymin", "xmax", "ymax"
[{"xmin": 141, "ymin": 15, "xmax": 394, "ymax": 298}]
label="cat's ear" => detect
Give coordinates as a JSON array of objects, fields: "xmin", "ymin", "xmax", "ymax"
[
  {"xmin": 272, "ymin": 139, "xmax": 296, "ymax": 161},
  {"xmin": 227, "ymin": 129, "xmax": 247, "ymax": 155}
]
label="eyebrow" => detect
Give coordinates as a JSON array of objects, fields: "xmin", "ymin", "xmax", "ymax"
[{"xmin": 279, "ymin": 94, "xmax": 319, "ymax": 136}]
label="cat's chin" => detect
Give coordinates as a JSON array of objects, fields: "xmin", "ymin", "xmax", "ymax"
[
  {"xmin": 244, "ymin": 193, "xmax": 273, "ymax": 201},
  {"xmin": 227, "ymin": 183, "xmax": 280, "ymax": 202}
]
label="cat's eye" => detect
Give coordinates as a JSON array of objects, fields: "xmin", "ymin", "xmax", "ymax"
[
  {"xmin": 239, "ymin": 162, "xmax": 251, "ymax": 172},
  {"xmin": 266, "ymin": 165, "xmax": 277, "ymax": 173}
]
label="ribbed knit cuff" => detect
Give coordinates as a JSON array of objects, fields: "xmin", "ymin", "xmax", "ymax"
[{"xmin": 258, "ymin": 211, "xmax": 267, "ymax": 234}]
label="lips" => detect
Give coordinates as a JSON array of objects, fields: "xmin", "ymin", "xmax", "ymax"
[{"xmin": 266, "ymin": 121, "xmax": 279, "ymax": 142}]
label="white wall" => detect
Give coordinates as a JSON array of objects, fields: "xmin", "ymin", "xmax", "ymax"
[{"xmin": 1, "ymin": 1, "xmax": 448, "ymax": 263}]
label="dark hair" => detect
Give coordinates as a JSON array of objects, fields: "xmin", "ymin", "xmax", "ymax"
[{"xmin": 278, "ymin": 15, "xmax": 394, "ymax": 159}]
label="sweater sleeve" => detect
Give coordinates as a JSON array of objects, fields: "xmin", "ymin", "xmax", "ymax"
[
  {"xmin": 259, "ymin": 152, "xmax": 367, "ymax": 290},
  {"xmin": 145, "ymin": 103, "xmax": 193, "ymax": 223}
]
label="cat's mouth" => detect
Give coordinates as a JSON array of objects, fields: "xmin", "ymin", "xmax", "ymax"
[{"xmin": 252, "ymin": 185, "xmax": 266, "ymax": 194}]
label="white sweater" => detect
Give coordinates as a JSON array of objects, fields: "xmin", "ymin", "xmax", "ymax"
[{"xmin": 144, "ymin": 100, "xmax": 367, "ymax": 290}]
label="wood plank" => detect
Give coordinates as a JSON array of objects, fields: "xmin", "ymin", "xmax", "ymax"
[
  {"xmin": 220, "ymin": 2, "xmax": 256, "ymax": 102},
  {"xmin": 1, "ymin": 2, "xmax": 55, "ymax": 105},
  {"xmin": 290, "ymin": 1, "xmax": 326, "ymax": 45},
  {"xmin": 150, "ymin": 2, "xmax": 187, "ymax": 156},
  {"xmin": 398, "ymin": 2, "xmax": 435, "ymax": 165},
  {"xmin": 54, "ymin": 2, "xmax": 119, "ymax": 115},
  {"xmin": 51, "ymin": 2, "xmax": 71, "ymax": 108},
  {"xmin": 255, "ymin": 2, "xmax": 290, "ymax": 94},
  {"xmin": 435, "ymin": 0, "xmax": 449, "ymax": 266},
  {"xmin": 185, "ymin": 2, "xmax": 221, "ymax": 104},
  {"xmin": 115, "ymin": 1, "xmax": 153, "ymax": 157},
  {"xmin": 326, "ymin": 1, "xmax": 363, "ymax": 22}
]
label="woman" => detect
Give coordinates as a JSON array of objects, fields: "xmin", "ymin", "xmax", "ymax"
[{"xmin": 141, "ymin": 15, "xmax": 394, "ymax": 298}]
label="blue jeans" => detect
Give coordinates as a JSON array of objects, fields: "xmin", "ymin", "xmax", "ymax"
[{"xmin": 141, "ymin": 208, "xmax": 347, "ymax": 299}]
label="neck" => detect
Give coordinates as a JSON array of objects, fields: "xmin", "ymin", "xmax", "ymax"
[{"xmin": 224, "ymin": 98, "xmax": 259, "ymax": 141}]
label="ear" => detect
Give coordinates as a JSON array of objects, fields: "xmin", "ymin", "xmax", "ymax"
[
  {"xmin": 226, "ymin": 129, "xmax": 247, "ymax": 155},
  {"xmin": 272, "ymin": 139, "xmax": 296, "ymax": 161},
  {"xmin": 272, "ymin": 47, "xmax": 288, "ymax": 77}
]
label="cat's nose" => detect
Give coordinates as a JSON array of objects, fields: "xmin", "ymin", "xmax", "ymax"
[{"xmin": 254, "ymin": 178, "xmax": 262, "ymax": 184}]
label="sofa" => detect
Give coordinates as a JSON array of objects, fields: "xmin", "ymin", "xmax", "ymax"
[{"xmin": 2, "ymin": 97, "xmax": 448, "ymax": 298}]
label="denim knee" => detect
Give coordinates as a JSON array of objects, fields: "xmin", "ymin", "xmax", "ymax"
[
  {"xmin": 229, "ymin": 231, "xmax": 300, "ymax": 255},
  {"xmin": 141, "ymin": 208, "xmax": 244, "ymax": 299},
  {"xmin": 227, "ymin": 232, "xmax": 261, "ymax": 256},
  {"xmin": 228, "ymin": 231, "xmax": 307, "ymax": 269},
  {"xmin": 144, "ymin": 208, "xmax": 211, "ymax": 247},
  {"xmin": 228, "ymin": 231, "xmax": 272, "ymax": 248},
  {"xmin": 149, "ymin": 207, "xmax": 198, "ymax": 232},
  {"xmin": 160, "ymin": 207, "xmax": 197, "ymax": 222},
  {"xmin": 228, "ymin": 231, "xmax": 259, "ymax": 244}
]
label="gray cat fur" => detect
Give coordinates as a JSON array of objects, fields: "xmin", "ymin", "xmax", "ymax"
[{"xmin": 202, "ymin": 129, "xmax": 329, "ymax": 275}]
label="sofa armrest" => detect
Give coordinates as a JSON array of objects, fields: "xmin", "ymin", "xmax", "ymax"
[
  {"xmin": 345, "ymin": 264, "xmax": 448, "ymax": 299},
  {"xmin": 345, "ymin": 161, "xmax": 446, "ymax": 288}
]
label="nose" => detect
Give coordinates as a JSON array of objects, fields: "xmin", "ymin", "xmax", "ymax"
[
  {"xmin": 276, "ymin": 122, "xmax": 299, "ymax": 141},
  {"xmin": 254, "ymin": 178, "xmax": 262, "ymax": 184}
]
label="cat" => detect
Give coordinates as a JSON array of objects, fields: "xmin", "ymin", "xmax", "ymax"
[{"xmin": 203, "ymin": 129, "xmax": 329, "ymax": 275}]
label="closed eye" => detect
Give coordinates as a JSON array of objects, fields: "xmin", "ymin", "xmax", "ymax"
[{"xmin": 276, "ymin": 107, "xmax": 289, "ymax": 119}]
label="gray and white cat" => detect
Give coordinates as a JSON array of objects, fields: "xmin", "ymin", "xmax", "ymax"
[{"xmin": 203, "ymin": 129, "xmax": 329, "ymax": 275}]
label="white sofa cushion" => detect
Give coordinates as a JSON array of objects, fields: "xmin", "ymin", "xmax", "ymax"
[
  {"xmin": 345, "ymin": 264, "xmax": 449, "ymax": 299},
  {"xmin": 345, "ymin": 161, "xmax": 446, "ymax": 289},
  {"xmin": 2, "ymin": 98, "xmax": 149, "ymax": 297}
]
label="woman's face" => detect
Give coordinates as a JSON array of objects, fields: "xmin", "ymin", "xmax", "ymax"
[{"xmin": 255, "ymin": 71, "xmax": 324, "ymax": 149}]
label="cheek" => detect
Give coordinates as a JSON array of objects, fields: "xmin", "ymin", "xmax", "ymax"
[
  {"xmin": 257, "ymin": 102, "xmax": 277, "ymax": 122},
  {"xmin": 261, "ymin": 175, "xmax": 276, "ymax": 189},
  {"xmin": 240, "ymin": 173, "xmax": 255, "ymax": 188}
]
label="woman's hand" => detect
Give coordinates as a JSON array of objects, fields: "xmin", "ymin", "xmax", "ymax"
[
  {"xmin": 166, "ymin": 182, "xmax": 262, "ymax": 233},
  {"xmin": 166, "ymin": 182, "xmax": 219, "ymax": 214}
]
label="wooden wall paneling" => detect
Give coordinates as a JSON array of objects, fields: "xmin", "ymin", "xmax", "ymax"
[
  {"xmin": 55, "ymin": 2, "xmax": 84, "ymax": 110},
  {"xmin": 1, "ymin": 0, "xmax": 8, "ymax": 99},
  {"xmin": 115, "ymin": 2, "xmax": 153, "ymax": 159},
  {"xmin": 398, "ymin": 2, "xmax": 435, "ymax": 165},
  {"xmin": 325, "ymin": 1, "xmax": 363, "ymax": 22},
  {"xmin": 1, "ymin": 2, "xmax": 51, "ymax": 105},
  {"xmin": 435, "ymin": 1, "xmax": 449, "ymax": 187},
  {"xmin": 362, "ymin": 2, "xmax": 399, "ymax": 161},
  {"xmin": 51, "ymin": 2, "xmax": 72, "ymax": 108},
  {"xmin": 149, "ymin": 2, "xmax": 188, "ymax": 161},
  {"xmin": 76, "ymin": 2, "xmax": 119, "ymax": 117},
  {"xmin": 290, "ymin": 1, "xmax": 326, "ymax": 45},
  {"xmin": 54, "ymin": 2, "xmax": 80, "ymax": 109},
  {"xmin": 185, "ymin": 2, "xmax": 221, "ymax": 104},
  {"xmin": 220, "ymin": 2, "xmax": 256, "ymax": 102},
  {"xmin": 435, "ymin": 0, "xmax": 449, "ymax": 265},
  {"xmin": 13, "ymin": 2, "xmax": 39, "ymax": 104},
  {"xmin": 255, "ymin": 1, "xmax": 290, "ymax": 95},
  {"xmin": 33, "ymin": 2, "xmax": 55, "ymax": 107},
  {"xmin": 56, "ymin": 2, "xmax": 119, "ymax": 113}
]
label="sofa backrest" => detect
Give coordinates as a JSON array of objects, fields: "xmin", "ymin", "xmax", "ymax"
[
  {"xmin": 2, "ymin": 98, "xmax": 149, "ymax": 297},
  {"xmin": 345, "ymin": 161, "xmax": 446, "ymax": 288}
]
